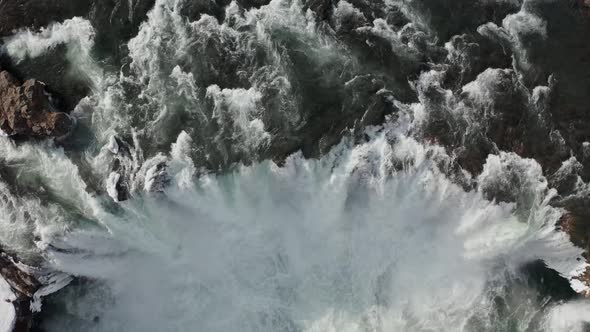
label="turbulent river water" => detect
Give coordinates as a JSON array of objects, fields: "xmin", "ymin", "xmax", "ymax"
[{"xmin": 1, "ymin": 0, "xmax": 590, "ymax": 331}]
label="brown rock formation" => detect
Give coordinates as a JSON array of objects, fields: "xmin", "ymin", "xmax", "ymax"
[
  {"xmin": 0, "ymin": 70, "xmax": 73, "ymax": 137},
  {"xmin": 0, "ymin": 251, "xmax": 40, "ymax": 332}
]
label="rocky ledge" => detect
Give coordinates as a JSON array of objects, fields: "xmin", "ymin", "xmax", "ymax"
[{"xmin": 0, "ymin": 69, "xmax": 73, "ymax": 138}]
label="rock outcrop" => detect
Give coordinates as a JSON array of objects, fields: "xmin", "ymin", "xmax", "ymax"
[
  {"xmin": 0, "ymin": 251, "xmax": 40, "ymax": 332},
  {"xmin": 0, "ymin": 70, "xmax": 73, "ymax": 138}
]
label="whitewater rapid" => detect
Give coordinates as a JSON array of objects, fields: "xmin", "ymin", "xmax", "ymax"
[
  {"xmin": 0, "ymin": 0, "xmax": 589, "ymax": 331},
  {"xmin": 0, "ymin": 118, "xmax": 585, "ymax": 332}
]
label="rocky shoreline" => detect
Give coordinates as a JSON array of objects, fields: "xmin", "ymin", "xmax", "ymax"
[
  {"xmin": 0, "ymin": 67, "xmax": 71, "ymax": 331},
  {"xmin": 0, "ymin": 1, "xmax": 157, "ymax": 328}
]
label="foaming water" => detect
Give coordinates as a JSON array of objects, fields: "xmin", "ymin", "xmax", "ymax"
[
  {"xmin": 542, "ymin": 301, "xmax": 590, "ymax": 332},
  {"xmin": 29, "ymin": 128, "xmax": 584, "ymax": 331},
  {"xmin": 2, "ymin": 18, "xmax": 95, "ymax": 62},
  {"xmin": 0, "ymin": 0, "xmax": 590, "ymax": 330}
]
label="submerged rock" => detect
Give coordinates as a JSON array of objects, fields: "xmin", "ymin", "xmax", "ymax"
[{"xmin": 0, "ymin": 70, "xmax": 73, "ymax": 138}]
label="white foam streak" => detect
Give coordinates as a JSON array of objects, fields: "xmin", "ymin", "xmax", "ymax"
[
  {"xmin": 206, "ymin": 84, "xmax": 271, "ymax": 151},
  {"xmin": 3, "ymin": 17, "xmax": 95, "ymax": 61},
  {"xmin": 478, "ymin": 1, "xmax": 547, "ymax": 77},
  {"xmin": 0, "ymin": 138, "xmax": 104, "ymax": 258},
  {"xmin": 2, "ymin": 17, "xmax": 105, "ymax": 94}
]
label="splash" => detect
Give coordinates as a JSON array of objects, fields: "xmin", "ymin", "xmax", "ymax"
[
  {"xmin": 2, "ymin": 17, "xmax": 95, "ymax": 62},
  {"xmin": 33, "ymin": 125, "xmax": 584, "ymax": 331},
  {"xmin": 0, "ymin": 0, "xmax": 589, "ymax": 331}
]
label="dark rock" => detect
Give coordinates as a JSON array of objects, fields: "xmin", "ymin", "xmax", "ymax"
[
  {"xmin": 144, "ymin": 161, "xmax": 171, "ymax": 194},
  {"xmin": 0, "ymin": 0, "xmax": 156, "ymax": 111},
  {"xmin": 0, "ymin": 250, "xmax": 40, "ymax": 332},
  {"xmin": 0, "ymin": 44, "xmax": 91, "ymax": 112},
  {"xmin": 0, "ymin": 70, "xmax": 74, "ymax": 137},
  {"xmin": 108, "ymin": 137, "xmax": 134, "ymax": 202}
]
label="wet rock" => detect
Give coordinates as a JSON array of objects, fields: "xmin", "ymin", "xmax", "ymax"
[
  {"xmin": 558, "ymin": 212, "xmax": 587, "ymax": 248},
  {"xmin": 0, "ymin": 251, "xmax": 40, "ymax": 332},
  {"xmin": 0, "ymin": 71, "xmax": 73, "ymax": 138},
  {"xmin": 0, "ymin": 0, "xmax": 156, "ymax": 111},
  {"xmin": 0, "ymin": 44, "xmax": 92, "ymax": 112},
  {"xmin": 107, "ymin": 137, "xmax": 134, "ymax": 202},
  {"xmin": 144, "ymin": 162, "xmax": 170, "ymax": 193},
  {"xmin": 106, "ymin": 171, "xmax": 129, "ymax": 203},
  {"xmin": 0, "ymin": 256, "xmax": 38, "ymax": 301}
]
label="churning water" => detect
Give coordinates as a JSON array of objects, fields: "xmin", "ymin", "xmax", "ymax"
[{"xmin": 1, "ymin": 0, "xmax": 590, "ymax": 331}]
